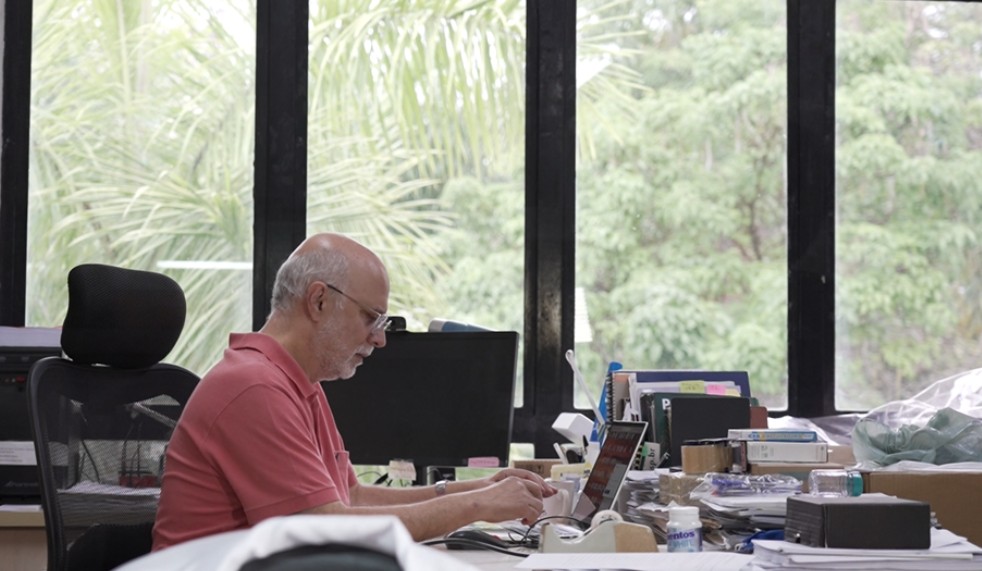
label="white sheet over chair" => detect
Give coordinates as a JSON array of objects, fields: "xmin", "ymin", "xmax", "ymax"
[{"xmin": 114, "ymin": 515, "xmax": 478, "ymax": 571}]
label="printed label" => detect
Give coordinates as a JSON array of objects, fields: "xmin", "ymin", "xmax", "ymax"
[
  {"xmin": 667, "ymin": 528, "xmax": 702, "ymax": 552},
  {"xmin": 0, "ymin": 442, "xmax": 37, "ymax": 466}
]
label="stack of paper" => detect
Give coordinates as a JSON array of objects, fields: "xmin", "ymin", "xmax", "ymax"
[
  {"xmin": 749, "ymin": 528, "xmax": 982, "ymax": 570},
  {"xmin": 701, "ymin": 494, "xmax": 790, "ymax": 528},
  {"xmin": 697, "ymin": 494, "xmax": 791, "ymax": 550}
]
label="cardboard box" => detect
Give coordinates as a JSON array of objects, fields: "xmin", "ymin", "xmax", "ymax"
[
  {"xmin": 658, "ymin": 472, "xmax": 703, "ymax": 506},
  {"xmin": 511, "ymin": 459, "xmax": 562, "ymax": 479},
  {"xmin": 827, "ymin": 445, "xmax": 856, "ymax": 467},
  {"xmin": 786, "ymin": 495, "xmax": 931, "ymax": 549},
  {"xmin": 865, "ymin": 471, "xmax": 982, "ymax": 547}
]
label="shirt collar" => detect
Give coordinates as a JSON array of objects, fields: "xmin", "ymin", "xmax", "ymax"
[{"xmin": 228, "ymin": 332, "xmax": 319, "ymax": 398}]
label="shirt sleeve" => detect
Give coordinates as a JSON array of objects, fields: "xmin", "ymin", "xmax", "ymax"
[{"xmin": 204, "ymin": 383, "xmax": 344, "ymax": 524}]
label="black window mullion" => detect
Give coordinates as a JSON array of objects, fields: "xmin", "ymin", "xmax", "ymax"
[
  {"xmin": 252, "ymin": 0, "xmax": 309, "ymax": 330},
  {"xmin": 787, "ymin": 0, "xmax": 836, "ymax": 417},
  {"xmin": 519, "ymin": 0, "xmax": 577, "ymax": 457},
  {"xmin": 0, "ymin": 0, "xmax": 34, "ymax": 326}
]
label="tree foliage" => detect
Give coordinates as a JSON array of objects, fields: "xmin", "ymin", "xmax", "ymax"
[{"xmin": 26, "ymin": 0, "xmax": 982, "ymax": 411}]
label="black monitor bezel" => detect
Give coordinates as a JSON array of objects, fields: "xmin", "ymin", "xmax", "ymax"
[{"xmin": 320, "ymin": 330, "xmax": 519, "ymax": 470}]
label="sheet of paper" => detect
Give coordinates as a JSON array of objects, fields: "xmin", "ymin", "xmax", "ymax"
[
  {"xmin": 0, "ymin": 503, "xmax": 42, "ymax": 512},
  {"xmin": 516, "ymin": 551, "xmax": 753, "ymax": 570}
]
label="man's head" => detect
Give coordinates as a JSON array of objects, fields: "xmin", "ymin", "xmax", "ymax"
[{"xmin": 264, "ymin": 233, "xmax": 389, "ymax": 382}]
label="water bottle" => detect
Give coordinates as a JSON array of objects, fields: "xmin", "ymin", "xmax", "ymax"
[
  {"xmin": 666, "ymin": 506, "xmax": 703, "ymax": 552},
  {"xmin": 807, "ymin": 469, "xmax": 863, "ymax": 497}
]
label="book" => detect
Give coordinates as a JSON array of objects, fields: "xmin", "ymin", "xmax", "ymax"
[
  {"xmin": 727, "ymin": 429, "xmax": 818, "ymax": 442},
  {"xmin": 743, "ymin": 441, "xmax": 829, "ymax": 463}
]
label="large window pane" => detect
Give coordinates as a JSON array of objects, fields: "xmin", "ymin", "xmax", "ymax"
[
  {"xmin": 836, "ymin": 0, "xmax": 982, "ymax": 410},
  {"xmin": 306, "ymin": 1, "xmax": 527, "ymax": 401},
  {"xmin": 28, "ymin": 1, "xmax": 256, "ymax": 375},
  {"xmin": 575, "ymin": 0, "xmax": 789, "ymax": 410}
]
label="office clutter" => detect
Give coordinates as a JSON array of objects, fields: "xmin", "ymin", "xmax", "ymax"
[{"xmin": 525, "ymin": 363, "xmax": 982, "ymax": 563}]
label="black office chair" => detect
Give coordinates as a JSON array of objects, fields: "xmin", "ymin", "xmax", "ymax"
[
  {"xmin": 240, "ymin": 544, "xmax": 402, "ymax": 571},
  {"xmin": 27, "ymin": 264, "xmax": 199, "ymax": 571}
]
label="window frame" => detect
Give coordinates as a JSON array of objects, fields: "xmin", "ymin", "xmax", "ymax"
[{"xmin": 7, "ymin": 0, "xmax": 973, "ymax": 457}]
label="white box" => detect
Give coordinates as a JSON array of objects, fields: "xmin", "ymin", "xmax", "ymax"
[
  {"xmin": 552, "ymin": 413, "xmax": 594, "ymax": 444},
  {"xmin": 745, "ymin": 441, "xmax": 828, "ymax": 463}
]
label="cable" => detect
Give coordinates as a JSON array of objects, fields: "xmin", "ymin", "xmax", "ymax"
[{"xmin": 420, "ymin": 538, "xmax": 529, "ymax": 557}]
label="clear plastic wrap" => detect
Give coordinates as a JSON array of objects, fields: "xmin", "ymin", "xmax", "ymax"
[
  {"xmin": 852, "ymin": 368, "xmax": 982, "ymax": 468},
  {"xmin": 689, "ymin": 472, "xmax": 801, "ymax": 498}
]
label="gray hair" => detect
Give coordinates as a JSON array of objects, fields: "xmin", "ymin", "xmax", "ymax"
[{"xmin": 270, "ymin": 247, "xmax": 349, "ymax": 312}]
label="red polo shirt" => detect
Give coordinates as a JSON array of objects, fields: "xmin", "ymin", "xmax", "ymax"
[{"xmin": 152, "ymin": 333, "xmax": 357, "ymax": 551}]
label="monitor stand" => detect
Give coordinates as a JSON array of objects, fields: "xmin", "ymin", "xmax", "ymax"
[{"xmin": 417, "ymin": 465, "xmax": 457, "ymax": 487}]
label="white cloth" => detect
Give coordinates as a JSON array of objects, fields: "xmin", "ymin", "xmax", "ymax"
[{"xmin": 115, "ymin": 515, "xmax": 477, "ymax": 571}]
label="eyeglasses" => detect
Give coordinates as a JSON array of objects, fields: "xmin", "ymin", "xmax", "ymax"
[{"xmin": 325, "ymin": 284, "xmax": 390, "ymax": 333}]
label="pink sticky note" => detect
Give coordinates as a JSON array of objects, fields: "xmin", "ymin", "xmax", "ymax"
[
  {"xmin": 706, "ymin": 384, "xmax": 728, "ymax": 395},
  {"xmin": 467, "ymin": 457, "xmax": 501, "ymax": 468}
]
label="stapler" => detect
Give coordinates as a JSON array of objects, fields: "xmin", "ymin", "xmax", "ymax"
[{"xmin": 539, "ymin": 510, "xmax": 658, "ymax": 553}]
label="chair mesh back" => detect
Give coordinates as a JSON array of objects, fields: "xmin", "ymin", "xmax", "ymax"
[{"xmin": 30, "ymin": 360, "xmax": 198, "ymax": 571}]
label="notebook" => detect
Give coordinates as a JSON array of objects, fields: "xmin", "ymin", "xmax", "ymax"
[{"xmin": 571, "ymin": 421, "xmax": 648, "ymax": 522}]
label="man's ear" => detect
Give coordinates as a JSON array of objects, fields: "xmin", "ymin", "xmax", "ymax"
[{"xmin": 305, "ymin": 282, "xmax": 328, "ymax": 321}]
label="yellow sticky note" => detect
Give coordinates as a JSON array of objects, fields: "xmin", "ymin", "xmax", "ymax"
[
  {"xmin": 679, "ymin": 380, "xmax": 705, "ymax": 393},
  {"xmin": 725, "ymin": 388, "xmax": 741, "ymax": 397}
]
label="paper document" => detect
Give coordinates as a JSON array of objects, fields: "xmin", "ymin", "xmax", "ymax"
[
  {"xmin": 0, "ymin": 503, "xmax": 42, "ymax": 512},
  {"xmin": 517, "ymin": 551, "xmax": 753, "ymax": 570},
  {"xmin": 65, "ymin": 480, "xmax": 160, "ymax": 496}
]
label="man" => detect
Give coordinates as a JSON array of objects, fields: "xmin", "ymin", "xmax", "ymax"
[{"xmin": 153, "ymin": 233, "xmax": 555, "ymax": 551}]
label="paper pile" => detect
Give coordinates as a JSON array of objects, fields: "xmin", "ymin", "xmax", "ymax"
[{"xmin": 748, "ymin": 528, "xmax": 982, "ymax": 570}]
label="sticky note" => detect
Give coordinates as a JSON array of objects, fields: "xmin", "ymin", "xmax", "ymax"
[
  {"xmin": 679, "ymin": 381, "xmax": 705, "ymax": 393},
  {"xmin": 706, "ymin": 384, "xmax": 728, "ymax": 395}
]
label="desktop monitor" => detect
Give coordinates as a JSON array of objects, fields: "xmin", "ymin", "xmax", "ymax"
[{"xmin": 321, "ymin": 330, "xmax": 519, "ymax": 477}]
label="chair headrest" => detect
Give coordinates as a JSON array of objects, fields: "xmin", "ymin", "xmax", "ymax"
[{"xmin": 61, "ymin": 264, "xmax": 187, "ymax": 369}]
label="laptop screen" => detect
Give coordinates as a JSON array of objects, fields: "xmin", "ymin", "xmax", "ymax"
[{"xmin": 572, "ymin": 421, "xmax": 648, "ymax": 521}]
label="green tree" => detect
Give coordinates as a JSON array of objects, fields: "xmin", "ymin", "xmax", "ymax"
[
  {"xmin": 28, "ymin": 0, "xmax": 642, "ymax": 377},
  {"xmin": 574, "ymin": 0, "xmax": 789, "ymax": 405},
  {"xmin": 835, "ymin": 0, "xmax": 982, "ymax": 408}
]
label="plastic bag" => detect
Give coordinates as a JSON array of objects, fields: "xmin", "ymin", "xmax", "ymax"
[
  {"xmin": 689, "ymin": 472, "xmax": 801, "ymax": 498},
  {"xmin": 852, "ymin": 368, "xmax": 982, "ymax": 468}
]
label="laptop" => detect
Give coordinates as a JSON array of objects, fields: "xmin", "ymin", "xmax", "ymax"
[{"xmin": 571, "ymin": 421, "xmax": 648, "ymax": 523}]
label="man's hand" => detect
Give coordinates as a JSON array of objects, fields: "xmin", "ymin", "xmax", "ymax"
[
  {"xmin": 486, "ymin": 467, "xmax": 558, "ymax": 497},
  {"xmin": 476, "ymin": 476, "xmax": 547, "ymax": 526}
]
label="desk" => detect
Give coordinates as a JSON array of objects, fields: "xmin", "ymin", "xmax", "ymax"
[
  {"xmin": 444, "ymin": 547, "xmax": 754, "ymax": 571},
  {"xmin": 447, "ymin": 549, "xmax": 527, "ymax": 571},
  {"xmin": 0, "ymin": 507, "xmax": 47, "ymax": 571}
]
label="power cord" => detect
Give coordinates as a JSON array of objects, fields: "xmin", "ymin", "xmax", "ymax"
[
  {"xmin": 421, "ymin": 538, "xmax": 529, "ymax": 557},
  {"xmin": 421, "ymin": 515, "xmax": 592, "ymax": 556}
]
